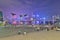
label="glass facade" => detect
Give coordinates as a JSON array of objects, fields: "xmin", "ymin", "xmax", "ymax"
[{"xmin": 0, "ymin": 11, "xmax": 3, "ymax": 21}]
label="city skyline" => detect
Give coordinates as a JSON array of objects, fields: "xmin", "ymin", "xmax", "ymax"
[{"xmin": 0, "ymin": 0, "xmax": 60, "ymax": 20}]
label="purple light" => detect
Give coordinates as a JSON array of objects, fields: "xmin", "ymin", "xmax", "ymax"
[
  {"xmin": 12, "ymin": 21, "xmax": 17, "ymax": 25},
  {"xmin": 12, "ymin": 15, "xmax": 17, "ymax": 18},
  {"xmin": 31, "ymin": 18, "xmax": 33, "ymax": 20},
  {"xmin": 20, "ymin": 22, "xmax": 23, "ymax": 24}
]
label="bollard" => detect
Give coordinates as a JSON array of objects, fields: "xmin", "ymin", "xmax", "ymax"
[
  {"xmin": 18, "ymin": 31, "xmax": 21, "ymax": 35},
  {"xmin": 23, "ymin": 32, "xmax": 27, "ymax": 35}
]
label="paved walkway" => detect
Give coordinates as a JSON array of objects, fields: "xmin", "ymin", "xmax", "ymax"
[{"xmin": 0, "ymin": 31, "xmax": 60, "ymax": 40}]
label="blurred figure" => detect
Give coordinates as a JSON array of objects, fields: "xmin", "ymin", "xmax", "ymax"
[
  {"xmin": 3, "ymin": 20, "xmax": 8, "ymax": 27},
  {"xmin": 12, "ymin": 21, "xmax": 17, "ymax": 28},
  {"xmin": 18, "ymin": 31, "xmax": 21, "ymax": 35}
]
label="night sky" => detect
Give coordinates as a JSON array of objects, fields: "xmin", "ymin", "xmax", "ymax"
[{"xmin": 0, "ymin": 0, "xmax": 60, "ymax": 20}]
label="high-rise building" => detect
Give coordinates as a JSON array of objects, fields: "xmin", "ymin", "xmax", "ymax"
[{"xmin": 0, "ymin": 11, "xmax": 3, "ymax": 22}]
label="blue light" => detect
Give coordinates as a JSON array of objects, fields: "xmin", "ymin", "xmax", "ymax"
[
  {"xmin": 20, "ymin": 17, "xmax": 23, "ymax": 20},
  {"xmin": 20, "ymin": 17, "xmax": 25, "ymax": 21},
  {"xmin": 17, "ymin": 17, "xmax": 20, "ymax": 21},
  {"xmin": 42, "ymin": 17, "xmax": 46, "ymax": 24},
  {"xmin": 36, "ymin": 21, "xmax": 39, "ymax": 24},
  {"xmin": 43, "ymin": 17, "xmax": 46, "ymax": 19},
  {"xmin": 37, "ymin": 15, "xmax": 39, "ymax": 17}
]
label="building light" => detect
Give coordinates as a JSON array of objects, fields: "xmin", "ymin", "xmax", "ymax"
[
  {"xmin": 12, "ymin": 15, "xmax": 17, "ymax": 18},
  {"xmin": 37, "ymin": 15, "xmax": 39, "ymax": 17},
  {"xmin": 36, "ymin": 21, "xmax": 39, "ymax": 24},
  {"xmin": 31, "ymin": 18, "xmax": 34, "ymax": 21}
]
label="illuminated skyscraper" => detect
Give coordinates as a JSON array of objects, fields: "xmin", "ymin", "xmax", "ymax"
[{"xmin": 0, "ymin": 11, "xmax": 3, "ymax": 21}]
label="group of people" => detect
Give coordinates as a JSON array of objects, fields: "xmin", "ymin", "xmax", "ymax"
[{"xmin": 2, "ymin": 20, "xmax": 57, "ymax": 31}]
